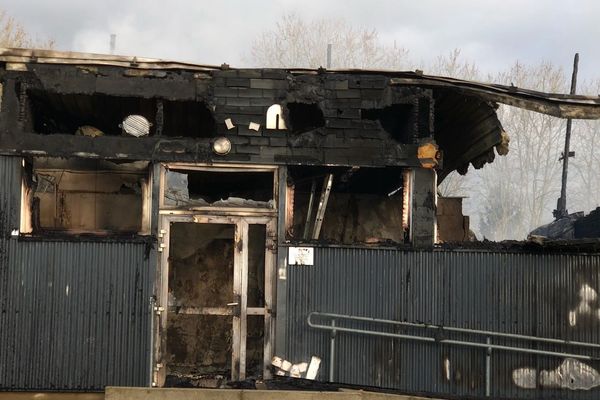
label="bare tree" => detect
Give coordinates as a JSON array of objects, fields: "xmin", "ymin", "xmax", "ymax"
[
  {"xmin": 248, "ymin": 13, "xmax": 409, "ymax": 69},
  {"xmin": 470, "ymin": 61, "xmax": 569, "ymax": 239},
  {"xmin": 569, "ymin": 80, "xmax": 600, "ymax": 213},
  {"xmin": 0, "ymin": 9, "xmax": 54, "ymax": 48},
  {"xmin": 429, "ymin": 49, "xmax": 481, "ymax": 80}
]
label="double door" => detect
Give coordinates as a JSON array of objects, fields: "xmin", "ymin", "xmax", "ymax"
[{"xmin": 156, "ymin": 214, "xmax": 276, "ymax": 384}]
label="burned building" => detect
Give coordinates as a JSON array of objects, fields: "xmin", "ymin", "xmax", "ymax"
[{"xmin": 2, "ymin": 48, "xmax": 600, "ymax": 399}]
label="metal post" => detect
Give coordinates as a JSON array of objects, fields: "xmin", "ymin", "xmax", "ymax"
[
  {"xmin": 554, "ymin": 53, "xmax": 579, "ymax": 219},
  {"xmin": 303, "ymin": 179, "xmax": 317, "ymax": 240},
  {"xmin": 109, "ymin": 34, "xmax": 116, "ymax": 55},
  {"xmin": 329, "ymin": 319, "xmax": 336, "ymax": 382},
  {"xmin": 485, "ymin": 336, "xmax": 491, "ymax": 397},
  {"xmin": 312, "ymin": 174, "xmax": 333, "ymax": 240},
  {"xmin": 327, "ymin": 44, "xmax": 332, "ymax": 69}
]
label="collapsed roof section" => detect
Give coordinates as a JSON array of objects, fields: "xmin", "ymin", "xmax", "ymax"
[{"xmin": 1, "ymin": 48, "xmax": 600, "ymax": 179}]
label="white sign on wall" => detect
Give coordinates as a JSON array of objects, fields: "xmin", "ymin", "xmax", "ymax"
[{"xmin": 288, "ymin": 247, "xmax": 314, "ymax": 266}]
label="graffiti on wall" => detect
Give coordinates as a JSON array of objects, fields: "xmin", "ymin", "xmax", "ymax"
[
  {"xmin": 513, "ymin": 358, "xmax": 600, "ymax": 390},
  {"xmin": 568, "ymin": 284, "xmax": 600, "ymax": 327},
  {"xmin": 513, "ymin": 283, "xmax": 600, "ymax": 390}
]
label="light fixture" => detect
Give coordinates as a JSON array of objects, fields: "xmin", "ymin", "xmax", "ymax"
[
  {"xmin": 120, "ymin": 115, "xmax": 151, "ymax": 137},
  {"xmin": 213, "ymin": 137, "xmax": 231, "ymax": 155}
]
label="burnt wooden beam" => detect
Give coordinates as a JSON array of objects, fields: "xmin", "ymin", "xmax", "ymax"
[
  {"xmin": 410, "ymin": 168, "xmax": 437, "ymax": 248},
  {"xmin": 391, "ymin": 76, "xmax": 600, "ymax": 120}
]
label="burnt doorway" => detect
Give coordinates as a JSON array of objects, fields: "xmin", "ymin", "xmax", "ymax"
[{"xmin": 159, "ymin": 215, "xmax": 276, "ymax": 386}]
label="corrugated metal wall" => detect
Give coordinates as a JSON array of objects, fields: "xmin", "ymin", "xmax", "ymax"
[
  {"xmin": 284, "ymin": 247, "xmax": 600, "ymax": 399},
  {"xmin": 0, "ymin": 156, "xmax": 154, "ymax": 390}
]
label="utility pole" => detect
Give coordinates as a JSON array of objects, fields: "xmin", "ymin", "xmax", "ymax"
[
  {"xmin": 326, "ymin": 44, "xmax": 332, "ymax": 69},
  {"xmin": 553, "ymin": 53, "xmax": 579, "ymax": 220}
]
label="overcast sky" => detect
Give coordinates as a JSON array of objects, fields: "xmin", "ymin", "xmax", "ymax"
[{"xmin": 3, "ymin": 0, "xmax": 600, "ymax": 82}]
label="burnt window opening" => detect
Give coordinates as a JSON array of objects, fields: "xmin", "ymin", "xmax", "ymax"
[
  {"xmin": 164, "ymin": 168, "xmax": 275, "ymax": 208},
  {"xmin": 20, "ymin": 157, "xmax": 151, "ymax": 235},
  {"xmin": 162, "ymin": 100, "xmax": 217, "ymax": 138},
  {"xmin": 362, "ymin": 104, "xmax": 415, "ymax": 143},
  {"xmin": 287, "ymin": 102, "xmax": 325, "ymax": 133},
  {"xmin": 287, "ymin": 166, "xmax": 409, "ymax": 245},
  {"xmin": 27, "ymin": 90, "xmax": 156, "ymax": 136}
]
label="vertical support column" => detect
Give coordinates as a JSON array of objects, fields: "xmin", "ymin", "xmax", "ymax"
[
  {"xmin": 149, "ymin": 163, "xmax": 161, "ymax": 236},
  {"xmin": 410, "ymin": 168, "xmax": 437, "ymax": 248},
  {"xmin": 155, "ymin": 215, "xmax": 170, "ymax": 387},
  {"xmin": 486, "ymin": 336, "xmax": 492, "ymax": 397},
  {"xmin": 152, "ymin": 164, "xmax": 166, "ymax": 386},
  {"xmin": 239, "ymin": 220, "xmax": 249, "ymax": 380},
  {"xmin": 275, "ymin": 167, "xmax": 288, "ymax": 360},
  {"xmin": 232, "ymin": 221, "xmax": 243, "ymax": 381},
  {"xmin": 329, "ymin": 319, "xmax": 336, "ymax": 382},
  {"xmin": 263, "ymin": 218, "xmax": 277, "ymax": 379}
]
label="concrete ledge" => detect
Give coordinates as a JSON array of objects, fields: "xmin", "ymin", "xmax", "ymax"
[{"xmin": 106, "ymin": 387, "xmax": 433, "ymax": 400}]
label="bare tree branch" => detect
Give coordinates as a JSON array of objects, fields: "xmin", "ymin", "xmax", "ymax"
[{"xmin": 0, "ymin": 9, "xmax": 54, "ymax": 49}]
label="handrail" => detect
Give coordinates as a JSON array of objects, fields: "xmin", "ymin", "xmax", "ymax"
[
  {"xmin": 308, "ymin": 311, "xmax": 600, "ymax": 350},
  {"xmin": 308, "ymin": 311, "xmax": 600, "ymax": 396}
]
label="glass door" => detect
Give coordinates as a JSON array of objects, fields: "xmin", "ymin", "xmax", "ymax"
[{"xmin": 160, "ymin": 215, "xmax": 276, "ymax": 385}]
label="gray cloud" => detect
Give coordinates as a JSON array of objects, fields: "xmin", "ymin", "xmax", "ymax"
[{"xmin": 3, "ymin": 0, "xmax": 600, "ymax": 83}]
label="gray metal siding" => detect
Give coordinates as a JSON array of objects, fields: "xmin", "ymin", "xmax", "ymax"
[
  {"xmin": 0, "ymin": 156, "xmax": 154, "ymax": 390},
  {"xmin": 284, "ymin": 247, "xmax": 600, "ymax": 399}
]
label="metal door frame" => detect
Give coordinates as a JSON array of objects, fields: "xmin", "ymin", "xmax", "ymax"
[{"xmin": 154, "ymin": 212, "xmax": 276, "ymax": 384}]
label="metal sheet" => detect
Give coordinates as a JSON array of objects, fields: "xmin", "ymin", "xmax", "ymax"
[
  {"xmin": 0, "ymin": 156, "xmax": 154, "ymax": 391},
  {"xmin": 283, "ymin": 247, "xmax": 600, "ymax": 399}
]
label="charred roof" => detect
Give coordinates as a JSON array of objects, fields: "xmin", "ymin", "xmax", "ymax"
[{"xmin": 1, "ymin": 47, "xmax": 600, "ymax": 179}]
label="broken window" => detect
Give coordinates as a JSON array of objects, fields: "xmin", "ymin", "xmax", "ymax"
[
  {"xmin": 27, "ymin": 90, "xmax": 156, "ymax": 136},
  {"xmin": 161, "ymin": 100, "xmax": 217, "ymax": 138},
  {"xmin": 287, "ymin": 166, "xmax": 409, "ymax": 244},
  {"xmin": 21, "ymin": 157, "xmax": 151, "ymax": 234},
  {"xmin": 26, "ymin": 90, "xmax": 216, "ymax": 138},
  {"xmin": 162, "ymin": 167, "xmax": 275, "ymax": 209},
  {"xmin": 362, "ymin": 104, "xmax": 415, "ymax": 143},
  {"xmin": 287, "ymin": 102, "xmax": 325, "ymax": 132}
]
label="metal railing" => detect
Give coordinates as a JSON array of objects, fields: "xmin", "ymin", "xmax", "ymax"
[{"xmin": 307, "ymin": 312, "xmax": 600, "ymax": 397}]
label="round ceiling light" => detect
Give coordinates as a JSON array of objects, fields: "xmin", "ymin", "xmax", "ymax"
[
  {"xmin": 213, "ymin": 137, "xmax": 231, "ymax": 155},
  {"xmin": 121, "ymin": 115, "xmax": 151, "ymax": 137}
]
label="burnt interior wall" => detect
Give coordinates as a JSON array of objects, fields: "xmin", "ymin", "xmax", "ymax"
[
  {"xmin": 288, "ymin": 166, "xmax": 406, "ymax": 244},
  {"xmin": 23, "ymin": 157, "xmax": 149, "ymax": 234},
  {"xmin": 437, "ymin": 197, "xmax": 471, "ymax": 242}
]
